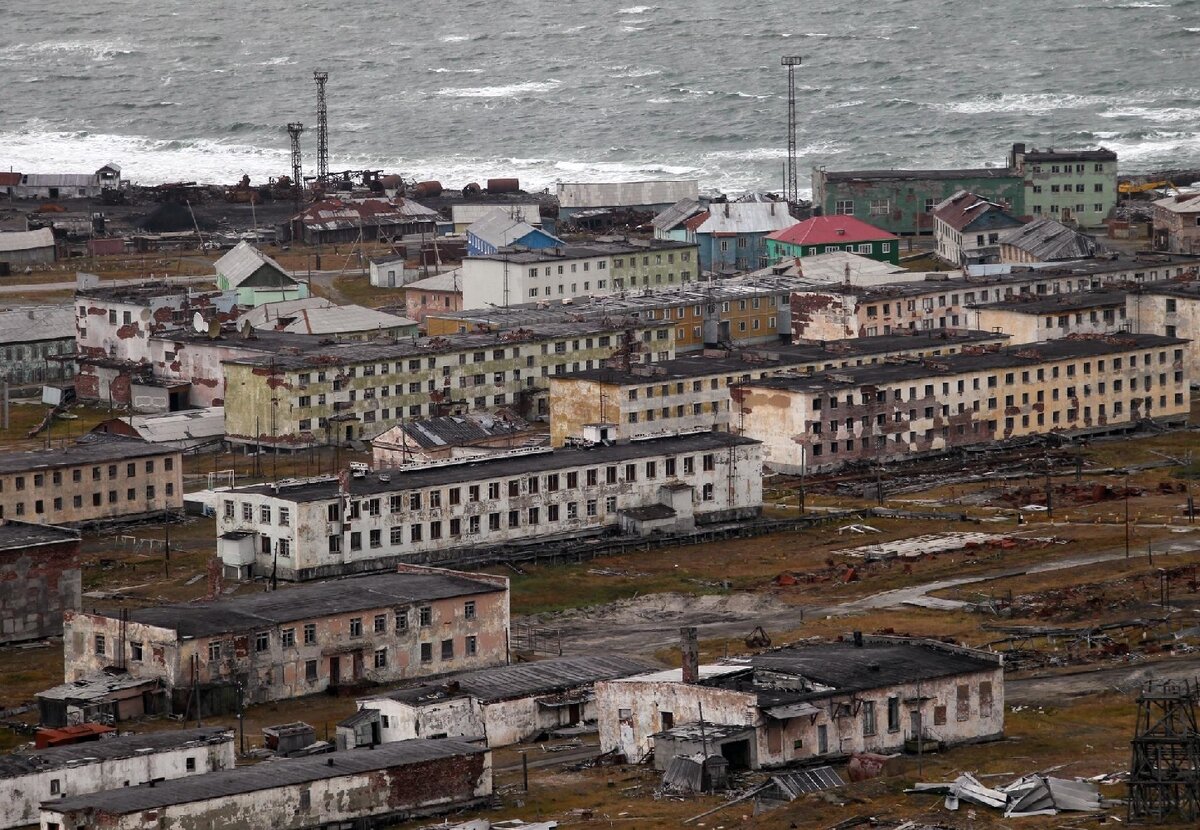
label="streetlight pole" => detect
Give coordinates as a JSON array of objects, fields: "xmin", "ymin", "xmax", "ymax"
[{"xmin": 1124, "ymin": 470, "xmax": 1131, "ymax": 560}]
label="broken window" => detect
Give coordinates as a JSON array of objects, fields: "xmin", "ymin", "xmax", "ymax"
[
  {"xmin": 887, "ymin": 697, "xmax": 900, "ymax": 732},
  {"xmin": 956, "ymin": 684, "xmax": 970, "ymax": 721},
  {"xmin": 934, "ymin": 705, "xmax": 947, "ymax": 725},
  {"xmin": 862, "ymin": 700, "xmax": 876, "ymax": 736},
  {"xmin": 979, "ymin": 681, "xmax": 993, "ymax": 718},
  {"xmin": 441, "ymin": 639, "xmax": 454, "ymax": 660}
]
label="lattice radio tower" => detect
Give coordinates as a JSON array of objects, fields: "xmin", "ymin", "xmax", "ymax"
[
  {"xmin": 1129, "ymin": 678, "xmax": 1200, "ymax": 823},
  {"xmin": 286, "ymin": 122, "xmax": 304, "ymax": 188},
  {"xmin": 313, "ymin": 70, "xmax": 329, "ymax": 181},
  {"xmin": 781, "ymin": 56, "xmax": 802, "ymax": 204}
]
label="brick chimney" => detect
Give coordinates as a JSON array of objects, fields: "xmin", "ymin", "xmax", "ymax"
[{"xmin": 680, "ymin": 626, "xmax": 699, "ymax": 684}]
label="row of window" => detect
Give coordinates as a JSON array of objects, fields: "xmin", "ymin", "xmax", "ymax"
[
  {"xmin": 1030, "ymin": 203, "xmax": 1106, "ymax": 216},
  {"xmin": 2, "ymin": 485, "xmax": 170, "ymax": 519},
  {"xmin": 1032, "ymin": 183, "xmax": 1104, "ymax": 194},
  {"xmin": 1, "ymin": 458, "xmax": 172, "ymax": 492},
  {"xmin": 1029, "ymin": 162, "xmax": 1107, "ymax": 174},
  {"xmin": 627, "ymin": 401, "xmax": 723, "ymax": 423},
  {"xmin": 3, "ymin": 340, "xmax": 71, "ymax": 361}
]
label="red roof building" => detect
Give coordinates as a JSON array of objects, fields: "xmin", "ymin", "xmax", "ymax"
[{"xmin": 766, "ymin": 216, "xmax": 900, "ymax": 264}]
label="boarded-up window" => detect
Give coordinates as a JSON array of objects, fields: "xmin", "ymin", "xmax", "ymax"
[
  {"xmin": 979, "ymin": 681, "xmax": 993, "ymax": 718},
  {"xmin": 934, "ymin": 705, "xmax": 947, "ymax": 725},
  {"xmin": 767, "ymin": 721, "xmax": 782, "ymax": 754},
  {"xmin": 956, "ymin": 684, "xmax": 970, "ymax": 721}
]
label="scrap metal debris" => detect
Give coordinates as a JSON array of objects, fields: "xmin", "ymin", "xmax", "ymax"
[
  {"xmin": 829, "ymin": 532, "xmax": 1065, "ymax": 562},
  {"xmin": 908, "ymin": 771, "xmax": 1107, "ymax": 817}
]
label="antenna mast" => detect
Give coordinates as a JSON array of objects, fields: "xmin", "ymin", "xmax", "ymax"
[
  {"xmin": 781, "ymin": 56, "xmax": 802, "ymax": 204},
  {"xmin": 313, "ymin": 71, "xmax": 329, "ymax": 181},
  {"xmin": 287, "ymin": 122, "xmax": 305, "ymax": 191}
]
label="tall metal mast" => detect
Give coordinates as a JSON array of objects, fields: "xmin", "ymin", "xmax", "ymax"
[
  {"xmin": 313, "ymin": 71, "xmax": 329, "ymax": 181},
  {"xmin": 287, "ymin": 122, "xmax": 304, "ymax": 189},
  {"xmin": 781, "ymin": 56, "xmax": 802, "ymax": 204}
]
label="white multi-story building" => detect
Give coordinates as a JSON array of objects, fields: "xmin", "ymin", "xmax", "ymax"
[{"xmin": 216, "ymin": 432, "xmax": 763, "ymax": 581}]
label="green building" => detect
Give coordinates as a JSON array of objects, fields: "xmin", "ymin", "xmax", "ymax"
[
  {"xmin": 765, "ymin": 215, "xmax": 900, "ymax": 264},
  {"xmin": 1008, "ymin": 143, "xmax": 1117, "ymax": 229},
  {"xmin": 812, "ymin": 167, "xmax": 1025, "ymax": 237}
]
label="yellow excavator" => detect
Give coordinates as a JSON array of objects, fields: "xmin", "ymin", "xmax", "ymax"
[{"xmin": 1118, "ymin": 179, "xmax": 1178, "ymax": 196}]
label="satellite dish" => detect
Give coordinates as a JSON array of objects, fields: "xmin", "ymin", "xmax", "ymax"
[
  {"xmin": 192, "ymin": 312, "xmax": 206, "ymax": 334},
  {"xmin": 207, "ymin": 319, "xmax": 221, "ymax": 339},
  {"xmin": 139, "ymin": 307, "xmax": 152, "ymax": 322}
]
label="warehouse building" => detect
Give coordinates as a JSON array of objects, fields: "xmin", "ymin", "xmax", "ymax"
[
  {"xmin": 39, "ymin": 739, "xmax": 491, "ymax": 830},
  {"xmin": 732, "ymin": 333, "xmax": 1189, "ymax": 474},
  {"xmin": 595, "ymin": 636, "xmax": 1004, "ymax": 769},
  {"xmin": 62, "ymin": 565, "xmax": 509, "ymax": 711},
  {"xmin": 216, "ymin": 432, "xmax": 763, "ymax": 581}
]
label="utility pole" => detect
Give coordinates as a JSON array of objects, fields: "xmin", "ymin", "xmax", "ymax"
[
  {"xmin": 781, "ymin": 56, "xmax": 802, "ymax": 205},
  {"xmin": 1125, "ymin": 470, "xmax": 1131, "ymax": 560}
]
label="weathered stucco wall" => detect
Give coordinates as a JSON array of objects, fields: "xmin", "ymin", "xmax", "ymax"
[{"xmin": 0, "ymin": 539, "xmax": 80, "ymax": 644}]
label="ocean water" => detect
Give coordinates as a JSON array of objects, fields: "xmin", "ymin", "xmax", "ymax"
[{"xmin": 2, "ymin": 0, "xmax": 1199, "ymax": 196}]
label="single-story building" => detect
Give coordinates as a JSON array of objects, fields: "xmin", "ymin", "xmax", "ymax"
[
  {"xmin": 0, "ymin": 227, "xmax": 56, "ymax": 272},
  {"xmin": 371, "ymin": 409, "xmax": 546, "ymax": 467},
  {"xmin": 214, "ymin": 241, "xmax": 308, "ymax": 307}
]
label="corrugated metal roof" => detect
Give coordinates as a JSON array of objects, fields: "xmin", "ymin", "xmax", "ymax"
[
  {"xmin": 0, "ymin": 304, "xmax": 74, "ymax": 344},
  {"xmin": 998, "ymin": 217, "xmax": 1102, "ymax": 261},
  {"xmin": 652, "ymin": 198, "xmax": 705, "ymax": 232},
  {"xmin": 468, "ymin": 210, "xmax": 544, "ymax": 248},
  {"xmin": 376, "ymin": 655, "xmax": 657, "ymax": 704},
  {"xmin": 768, "ymin": 766, "xmax": 845, "ymax": 800},
  {"xmin": 0, "ymin": 227, "xmax": 55, "ymax": 253},
  {"xmin": 213, "ymin": 241, "xmax": 292, "ymax": 288},
  {"xmin": 280, "ymin": 305, "xmax": 417, "ymax": 336},
  {"xmin": 374, "ymin": 410, "xmax": 534, "ymax": 450},
  {"xmin": 43, "ymin": 739, "xmax": 483, "ymax": 815},
  {"xmin": 453, "ymin": 203, "xmax": 540, "ymax": 226},
  {"xmin": 117, "ymin": 407, "xmax": 225, "ymax": 445},
  {"xmin": 694, "ymin": 201, "xmax": 796, "ymax": 235},
  {"xmin": 931, "ymin": 190, "xmax": 1020, "ymax": 232},
  {"xmin": 1154, "ymin": 193, "xmax": 1200, "ymax": 214},
  {"xmin": 767, "ymin": 215, "xmax": 897, "ymax": 247},
  {"xmin": 0, "ymin": 728, "xmax": 230, "ymax": 779},
  {"xmin": 19, "ymin": 174, "xmax": 96, "ymax": 188},
  {"xmin": 405, "ymin": 268, "xmax": 462, "ymax": 292},
  {"xmin": 557, "ymin": 180, "xmax": 699, "ymax": 209}
]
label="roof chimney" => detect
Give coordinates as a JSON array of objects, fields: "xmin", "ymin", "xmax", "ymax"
[
  {"xmin": 723, "ymin": 203, "xmax": 730, "ymax": 218},
  {"xmin": 680, "ymin": 626, "xmax": 699, "ymax": 684}
]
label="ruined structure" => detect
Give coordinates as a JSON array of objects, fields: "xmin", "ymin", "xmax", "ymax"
[
  {"xmin": 62, "ymin": 565, "xmax": 509, "ymax": 714},
  {"xmin": 733, "ymin": 333, "xmax": 1189, "ymax": 473},
  {"xmin": 216, "ymin": 432, "xmax": 762, "ymax": 581},
  {"xmin": 595, "ymin": 637, "xmax": 1004, "ymax": 769},
  {"xmin": 0, "ymin": 521, "xmax": 80, "ymax": 644}
]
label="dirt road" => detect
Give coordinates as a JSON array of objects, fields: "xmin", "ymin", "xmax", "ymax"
[{"xmin": 1007, "ymin": 653, "xmax": 1200, "ymax": 705}]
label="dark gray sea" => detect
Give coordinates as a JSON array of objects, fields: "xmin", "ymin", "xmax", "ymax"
[{"xmin": 3, "ymin": 0, "xmax": 1199, "ymax": 195}]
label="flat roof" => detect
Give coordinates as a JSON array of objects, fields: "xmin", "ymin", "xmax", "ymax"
[
  {"xmin": 971, "ymin": 287, "xmax": 1128, "ymax": 314},
  {"xmin": 224, "ymin": 320, "xmax": 672, "ymax": 371},
  {"xmin": 234, "ymin": 432, "xmax": 760, "ymax": 503},
  {"xmin": 1138, "ymin": 278, "xmax": 1200, "ymax": 299},
  {"xmin": 821, "ymin": 168, "xmax": 1020, "ymax": 183},
  {"xmin": 467, "ymin": 238, "xmax": 693, "ymax": 265},
  {"xmin": 44, "ymin": 739, "xmax": 484, "ymax": 816},
  {"xmin": 0, "ymin": 434, "xmax": 177, "ymax": 476},
  {"xmin": 740, "ymin": 334, "xmax": 1188, "ymax": 394},
  {"xmin": 374, "ymin": 655, "xmax": 657, "ymax": 705},
  {"xmin": 0, "ymin": 728, "xmax": 230, "ymax": 779},
  {"xmin": 0, "ymin": 520, "xmax": 80, "ymax": 550},
  {"xmin": 120, "ymin": 571, "xmax": 504, "ymax": 637}
]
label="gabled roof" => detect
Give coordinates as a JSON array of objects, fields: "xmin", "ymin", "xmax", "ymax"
[
  {"xmin": 103, "ymin": 407, "xmax": 225, "ymax": 445},
  {"xmin": 0, "ymin": 304, "xmax": 74, "ymax": 344},
  {"xmin": 214, "ymin": 241, "xmax": 295, "ymax": 289},
  {"xmin": 295, "ymin": 198, "xmax": 439, "ymax": 231},
  {"xmin": 767, "ymin": 215, "xmax": 897, "ymax": 247},
  {"xmin": 998, "ymin": 216, "xmax": 1102, "ymax": 261},
  {"xmin": 694, "ymin": 201, "xmax": 796, "ymax": 236},
  {"xmin": 557, "ymin": 180, "xmax": 699, "ymax": 209},
  {"xmin": 468, "ymin": 210, "xmax": 560, "ymax": 249},
  {"xmin": 405, "ymin": 268, "xmax": 462, "ymax": 293},
  {"xmin": 0, "ymin": 227, "xmax": 55, "ymax": 253},
  {"xmin": 278, "ymin": 305, "xmax": 416, "ymax": 336},
  {"xmin": 373, "ymin": 410, "xmax": 537, "ymax": 450},
  {"xmin": 0, "ymin": 172, "xmax": 22, "ymax": 187},
  {"xmin": 932, "ymin": 190, "xmax": 1022, "ymax": 232},
  {"xmin": 652, "ymin": 197, "xmax": 706, "ymax": 232}
]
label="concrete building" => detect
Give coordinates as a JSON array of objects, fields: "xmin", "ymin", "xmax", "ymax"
[
  {"xmin": 932, "ymin": 191, "xmax": 1025, "ymax": 266},
  {"xmin": 0, "ymin": 435, "xmax": 182, "ymax": 526},
  {"xmin": 368, "ymin": 253, "xmax": 416, "ymax": 289},
  {"xmin": 813, "ymin": 167, "xmax": 1025, "ymax": 236},
  {"xmin": 464, "ymin": 209, "xmax": 560, "ymax": 256},
  {"xmin": 0, "ymin": 227, "xmax": 56, "ymax": 272},
  {"xmin": 460, "ymin": 238, "xmax": 699, "ymax": 308},
  {"xmin": 0, "ymin": 305, "xmax": 75, "ymax": 387},
  {"xmin": 557, "ymin": 180, "xmax": 699, "ymax": 223},
  {"xmin": 0, "ymin": 521, "xmax": 80, "ymax": 645},
  {"xmin": 1128, "ymin": 277, "xmax": 1200, "ymax": 380},
  {"xmin": 548, "ymin": 331, "xmax": 1012, "ymax": 446},
  {"xmin": 595, "ymin": 637, "xmax": 1004, "ymax": 768},
  {"xmin": 352, "ymin": 655, "xmax": 655, "ymax": 749},
  {"xmin": 404, "ymin": 269, "xmax": 463, "ymax": 326},
  {"xmin": 290, "ymin": 198, "xmax": 440, "ymax": 245},
  {"xmin": 372, "ymin": 410, "xmax": 545, "ymax": 467},
  {"xmin": 732, "ymin": 333, "xmax": 1189, "ymax": 474},
  {"xmin": 789, "ymin": 254, "xmax": 1199, "ymax": 342},
  {"xmin": 64, "ymin": 565, "xmax": 509, "ymax": 711},
  {"xmin": 1009, "ymin": 143, "xmax": 1118, "ymax": 228},
  {"xmin": 72, "ymin": 281, "xmax": 239, "ymax": 410},
  {"xmin": 998, "ymin": 216, "xmax": 1103, "ymax": 263},
  {"xmin": 687, "ymin": 200, "xmax": 797, "ymax": 274},
  {"xmin": 39, "ymin": 739, "xmax": 491, "ymax": 830},
  {"xmin": 215, "ymin": 432, "xmax": 762, "ymax": 581},
  {"xmin": 969, "ymin": 289, "xmax": 1129, "ymax": 344},
  {"xmin": 765, "ymin": 215, "xmax": 900, "ymax": 265},
  {"xmin": 221, "ymin": 321, "xmax": 676, "ymax": 448},
  {"xmin": 1152, "ymin": 193, "xmax": 1200, "ymax": 254},
  {"xmin": 214, "ymin": 241, "xmax": 309, "ymax": 307},
  {"xmin": 1, "ymin": 727, "xmax": 232, "ymax": 830},
  {"xmin": 452, "ymin": 203, "xmax": 542, "ymax": 235},
  {"xmin": 240, "ymin": 297, "xmax": 418, "ymax": 340}
]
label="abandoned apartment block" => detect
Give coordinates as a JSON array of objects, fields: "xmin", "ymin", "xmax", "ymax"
[
  {"xmin": 0, "ymin": 520, "xmax": 80, "ymax": 645},
  {"xmin": 60, "ymin": 565, "xmax": 509, "ymax": 714},
  {"xmin": 215, "ymin": 432, "xmax": 764, "ymax": 581}
]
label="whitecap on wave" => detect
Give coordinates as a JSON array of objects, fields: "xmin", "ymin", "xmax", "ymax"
[
  {"xmin": 617, "ymin": 5, "xmax": 657, "ymax": 14},
  {"xmin": 435, "ymin": 80, "xmax": 561, "ymax": 98}
]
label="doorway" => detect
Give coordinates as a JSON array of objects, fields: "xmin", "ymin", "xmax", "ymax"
[{"xmin": 329, "ymin": 656, "xmax": 340, "ymax": 686}]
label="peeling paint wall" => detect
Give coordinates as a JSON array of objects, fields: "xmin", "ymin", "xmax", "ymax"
[
  {"xmin": 1129, "ymin": 289, "xmax": 1200, "ymax": 381},
  {"xmin": 0, "ymin": 538, "xmax": 80, "ymax": 644}
]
